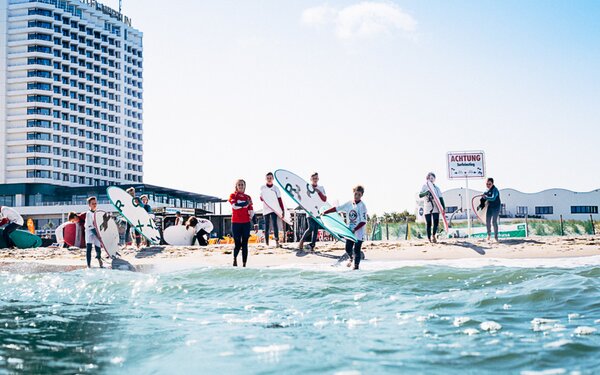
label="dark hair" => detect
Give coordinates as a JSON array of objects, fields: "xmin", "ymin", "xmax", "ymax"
[
  {"xmin": 87, "ymin": 196, "xmax": 97, "ymax": 204},
  {"xmin": 176, "ymin": 211, "xmax": 181, "ymax": 215},
  {"xmin": 353, "ymin": 185, "xmax": 365, "ymax": 194},
  {"xmin": 266, "ymin": 172, "xmax": 273, "ymax": 177},
  {"xmin": 487, "ymin": 178, "xmax": 494, "ymax": 184},
  {"xmin": 186, "ymin": 216, "xmax": 198, "ymax": 230},
  {"xmin": 67, "ymin": 212, "xmax": 78, "ymax": 220},
  {"xmin": 311, "ymin": 172, "xmax": 319, "ymax": 178}
]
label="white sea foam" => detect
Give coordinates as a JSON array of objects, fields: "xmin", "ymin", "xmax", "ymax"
[
  {"xmin": 252, "ymin": 344, "xmax": 291, "ymax": 354},
  {"xmin": 453, "ymin": 317, "xmax": 471, "ymax": 327},
  {"xmin": 543, "ymin": 339, "xmax": 572, "ymax": 349},
  {"xmin": 463, "ymin": 328, "xmax": 479, "ymax": 335},
  {"xmin": 269, "ymin": 255, "xmax": 600, "ymax": 272},
  {"xmin": 573, "ymin": 326, "xmax": 597, "ymax": 335},
  {"xmin": 480, "ymin": 321, "xmax": 502, "ymax": 332},
  {"xmin": 110, "ymin": 357, "xmax": 125, "ymax": 365},
  {"xmin": 521, "ymin": 369, "xmax": 566, "ymax": 375}
]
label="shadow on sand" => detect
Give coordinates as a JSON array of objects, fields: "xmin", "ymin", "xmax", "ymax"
[
  {"xmin": 453, "ymin": 241, "xmax": 487, "ymax": 255},
  {"xmin": 134, "ymin": 246, "xmax": 165, "ymax": 259}
]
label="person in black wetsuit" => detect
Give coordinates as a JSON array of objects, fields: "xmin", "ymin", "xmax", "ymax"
[{"xmin": 482, "ymin": 177, "xmax": 501, "ymax": 242}]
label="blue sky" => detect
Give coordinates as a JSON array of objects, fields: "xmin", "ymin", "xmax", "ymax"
[{"xmin": 105, "ymin": 0, "xmax": 600, "ymax": 214}]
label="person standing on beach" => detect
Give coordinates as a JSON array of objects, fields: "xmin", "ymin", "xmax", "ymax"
[
  {"xmin": 140, "ymin": 195, "xmax": 152, "ymax": 214},
  {"xmin": 0, "ymin": 206, "xmax": 24, "ymax": 249},
  {"xmin": 229, "ymin": 179, "xmax": 254, "ymax": 267},
  {"xmin": 174, "ymin": 211, "xmax": 184, "ymax": 226},
  {"xmin": 321, "ymin": 185, "xmax": 367, "ymax": 270},
  {"xmin": 482, "ymin": 177, "xmax": 501, "ymax": 242},
  {"xmin": 125, "ymin": 187, "xmax": 142, "ymax": 249},
  {"xmin": 260, "ymin": 172, "xmax": 285, "ymax": 247},
  {"xmin": 298, "ymin": 172, "xmax": 327, "ymax": 251},
  {"xmin": 84, "ymin": 197, "xmax": 103, "ymax": 268},
  {"xmin": 55, "ymin": 212, "xmax": 80, "ymax": 247},
  {"xmin": 419, "ymin": 172, "xmax": 445, "ymax": 243},
  {"xmin": 186, "ymin": 216, "xmax": 212, "ymax": 246}
]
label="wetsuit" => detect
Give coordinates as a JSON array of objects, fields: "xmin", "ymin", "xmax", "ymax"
[
  {"xmin": 229, "ymin": 192, "xmax": 253, "ymax": 266},
  {"xmin": 484, "ymin": 185, "xmax": 501, "ymax": 238}
]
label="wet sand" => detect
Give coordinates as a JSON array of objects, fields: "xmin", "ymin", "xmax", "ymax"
[{"xmin": 1, "ymin": 236, "xmax": 599, "ymax": 272}]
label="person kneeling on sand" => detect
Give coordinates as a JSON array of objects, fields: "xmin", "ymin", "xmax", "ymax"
[
  {"xmin": 186, "ymin": 216, "xmax": 211, "ymax": 247},
  {"xmin": 55, "ymin": 212, "xmax": 80, "ymax": 247},
  {"xmin": 321, "ymin": 185, "xmax": 368, "ymax": 270},
  {"xmin": 85, "ymin": 197, "xmax": 103, "ymax": 268},
  {"xmin": 0, "ymin": 205, "xmax": 24, "ymax": 249}
]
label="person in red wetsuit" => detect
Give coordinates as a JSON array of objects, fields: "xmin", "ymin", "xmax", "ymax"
[{"xmin": 229, "ymin": 179, "xmax": 254, "ymax": 267}]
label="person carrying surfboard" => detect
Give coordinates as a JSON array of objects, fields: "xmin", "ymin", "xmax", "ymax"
[
  {"xmin": 125, "ymin": 187, "xmax": 142, "ymax": 249},
  {"xmin": 482, "ymin": 177, "xmax": 501, "ymax": 242},
  {"xmin": 260, "ymin": 172, "xmax": 285, "ymax": 247},
  {"xmin": 84, "ymin": 197, "xmax": 103, "ymax": 268},
  {"xmin": 55, "ymin": 212, "xmax": 80, "ymax": 247},
  {"xmin": 298, "ymin": 172, "xmax": 327, "ymax": 251},
  {"xmin": 0, "ymin": 206, "xmax": 24, "ymax": 249},
  {"xmin": 229, "ymin": 179, "xmax": 254, "ymax": 267},
  {"xmin": 321, "ymin": 185, "xmax": 367, "ymax": 270},
  {"xmin": 418, "ymin": 172, "xmax": 445, "ymax": 243}
]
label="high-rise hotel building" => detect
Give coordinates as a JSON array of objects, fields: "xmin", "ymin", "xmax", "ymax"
[{"xmin": 0, "ymin": 0, "xmax": 143, "ymax": 187}]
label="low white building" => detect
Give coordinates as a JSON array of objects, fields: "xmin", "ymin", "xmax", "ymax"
[{"xmin": 442, "ymin": 188, "xmax": 600, "ymax": 221}]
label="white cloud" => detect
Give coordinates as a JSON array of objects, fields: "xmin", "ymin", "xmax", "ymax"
[
  {"xmin": 301, "ymin": 2, "xmax": 417, "ymax": 40},
  {"xmin": 300, "ymin": 4, "xmax": 337, "ymax": 26}
]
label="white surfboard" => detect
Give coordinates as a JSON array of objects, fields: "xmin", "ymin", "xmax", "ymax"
[
  {"xmin": 471, "ymin": 194, "xmax": 488, "ymax": 224},
  {"xmin": 106, "ymin": 187, "xmax": 161, "ymax": 244},
  {"xmin": 274, "ymin": 169, "xmax": 326, "ymax": 217},
  {"xmin": 275, "ymin": 169, "xmax": 347, "ymax": 241},
  {"xmin": 93, "ymin": 210, "xmax": 120, "ymax": 258},
  {"xmin": 164, "ymin": 225, "xmax": 195, "ymax": 246},
  {"xmin": 426, "ymin": 180, "xmax": 449, "ymax": 233},
  {"xmin": 260, "ymin": 186, "xmax": 292, "ymax": 225},
  {"xmin": 197, "ymin": 218, "xmax": 214, "ymax": 233}
]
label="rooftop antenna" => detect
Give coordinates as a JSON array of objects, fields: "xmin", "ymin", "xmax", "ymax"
[{"xmin": 119, "ymin": 0, "xmax": 122, "ymax": 14}]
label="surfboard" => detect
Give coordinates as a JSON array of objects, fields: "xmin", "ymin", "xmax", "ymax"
[
  {"xmin": 163, "ymin": 225, "xmax": 195, "ymax": 246},
  {"xmin": 106, "ymin": 187, "xmax": 161, "ymax": 244},
  {"xmin": 63, "ymin": 222, "xmax": 79, "ymax": 247},
  {"xmin": 260, "ymin": 186, "xmax": 292, "ymax": 225},
  {"xmin": 93, "ymin": 211, "xmax": 120, "ymax": 258},
  {"xmin": 274, "ymin": 169, "xmax": 346, "ymax": 241},
  {"xmin": 471, "ymin": 194, "xmax": 488, "ymax": 224},
  {"xmin": 0, "ymin": 228, "xmax": 42, "ymax": 249},
  {"xmin": 426, "ymin": 180, "xmax": 449, "ymax": 233},
  {"xmin": 319, "ymin": 209, "xmax": 357, "ymax": 242}
]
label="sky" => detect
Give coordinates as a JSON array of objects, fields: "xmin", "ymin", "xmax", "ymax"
[{"xmin": 104, "ymin": 0, "xmax": 600, "ymax": 214}]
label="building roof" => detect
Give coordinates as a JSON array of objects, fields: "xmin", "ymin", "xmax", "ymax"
[{"xmin": 0, "ymin": 183, "xmax": 225, "ymax": 204}]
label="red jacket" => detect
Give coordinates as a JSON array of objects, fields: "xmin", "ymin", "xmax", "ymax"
[{"xmin": 229, "ymin": 192, "xmax": 253, "ymax": 224}]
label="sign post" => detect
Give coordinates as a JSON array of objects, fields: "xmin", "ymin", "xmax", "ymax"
[{"xmin": 447, "ymin": 151, "xmax": 486, "ymax": 237}]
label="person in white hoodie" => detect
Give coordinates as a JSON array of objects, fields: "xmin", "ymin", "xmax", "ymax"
[
  {"xmin": 54, "ymin": 212, "xmax": 80, "ymax": 247},
  {"xmin": 0, "ymin": 206, "xmax": 24, "ymax": 249},
  {"xmin": 84, "ymin": 197, "xmax": 103, "ymax": 268}
]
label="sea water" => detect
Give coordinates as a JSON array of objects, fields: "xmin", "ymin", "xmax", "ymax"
[{"xmin": 1, "ymin": 259, "xmax": 600, "ymax": 374}]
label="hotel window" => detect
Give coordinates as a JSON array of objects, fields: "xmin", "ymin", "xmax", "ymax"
[
  {"xmin": 535, "ymin": 206, "xmax": 553, "ymax": 215},
  {"xmin": 571, "ymin": 206, "xmax": 599, "ymax": 214}
]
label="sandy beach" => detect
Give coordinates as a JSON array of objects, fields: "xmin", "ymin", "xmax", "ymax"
[{"xmin": 1, "ymin": 235, "xmax": 599, "ymax": 272}]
